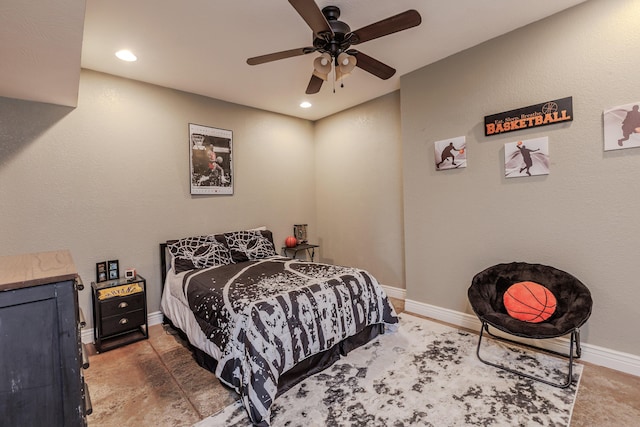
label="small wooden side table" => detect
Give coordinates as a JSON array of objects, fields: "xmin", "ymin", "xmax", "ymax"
[{"xmin": 282, "ymin": 243, "xmax": 319, "ymax": 262}]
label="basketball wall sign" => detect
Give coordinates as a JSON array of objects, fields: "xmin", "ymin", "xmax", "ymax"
[{"xmin": 484, "ymin": 96, "xmax": 573, "ymax": 136}]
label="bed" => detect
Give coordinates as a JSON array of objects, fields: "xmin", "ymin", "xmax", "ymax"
[{"xmin": 159, "ymin": 228, "xmax": 398, "ymax": 426}]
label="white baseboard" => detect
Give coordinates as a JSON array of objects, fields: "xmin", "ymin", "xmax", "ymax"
[
  {"xmin": 148, "ymin": 310, "xmax": 164, "ymax": 326},
  {"xmin": 405, "ymin": 298, "xmax": 640, "ymax": 378},
  {"xmin": 81, "ymin": 310, "xmax": 165, "ymax": 344},
  {"xmin": 81, "ymin": 328, "xmax": 93, "ymax": 344},
  {"xmin": 380, "ymin": 284, "xmax": 406, "ymax": 300}
]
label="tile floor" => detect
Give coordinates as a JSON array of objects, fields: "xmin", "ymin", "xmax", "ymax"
[{"xmin": 83, "ymin": 298, "xmax": 640, "ymax": 426}]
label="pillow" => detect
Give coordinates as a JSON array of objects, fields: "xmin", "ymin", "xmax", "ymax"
[
  {"xmin": 168, "ymin": 235, "xmax": 233, "ymax": 273},
  {"xmin": 224, "ymin": 230, "xmax": 277, "ymax": 262},
  {"xmin": 503, "ymin": 281, "xmax": 557, "ymax": 323}
]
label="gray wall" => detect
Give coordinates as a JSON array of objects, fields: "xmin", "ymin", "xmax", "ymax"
[
  {"xmin": 0, "ymin": 70, "xmax": 316, "ymax": 326},
  {"xmin": 315, "ymin": 92, "xmax": 404, "ymax": 288},
  {"xmin": 2, "ymin": 0, "xmax": 638, "ymax": 360},
  {"xmin": 401, "ymin": 0, "xmax": 640, "ymax": 355}
]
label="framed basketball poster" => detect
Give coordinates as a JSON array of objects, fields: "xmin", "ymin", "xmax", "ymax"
[{"xmin": 189, "ymin": 123, "xmax": 234, "ymax": 195}]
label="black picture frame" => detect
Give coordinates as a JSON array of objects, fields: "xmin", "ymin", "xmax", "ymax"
[
  {"xmin": 96, "ymin": 261, "xmax": 107, "ymax": 282},
  {"xmin": 107, "ymin": 260, "xmax": 119, "ymax": 280},
  {"xmin": 189, "ymin": 123, "xmax": 234, "ymax": 195}
]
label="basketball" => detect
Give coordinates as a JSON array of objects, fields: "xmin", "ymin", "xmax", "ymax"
[
  {"xmin": 503, "ymin": 281, "xmax": 556, "ymax": 323},
  {"xmin": 459, "ymin": 149, "xmax": 465, "ymax": 154},
  {"xmin": 517, "ymin": 141, "xmax": 523, "ymax": 146},
  {"xmin": 285, "ymin": 236, "xmax": 298, "ymax": 248}
]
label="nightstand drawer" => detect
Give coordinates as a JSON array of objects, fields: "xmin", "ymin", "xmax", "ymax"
[
  {"xmin": 100, "ymin": 293, "xmax": 145, "ymax": 317},
  {"xmin": 101, "ymin": 309, "xmax": 145, "ymax": 336}
]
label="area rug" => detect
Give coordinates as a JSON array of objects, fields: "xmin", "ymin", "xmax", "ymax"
[{"xmin": 196, "ymin": 313, "xmax": 583, "ymax": 426}]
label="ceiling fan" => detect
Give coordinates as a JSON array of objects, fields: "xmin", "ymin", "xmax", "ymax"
[{"xmin": 246, "ymin": 0, "xmax": 422, "ymax": 94}]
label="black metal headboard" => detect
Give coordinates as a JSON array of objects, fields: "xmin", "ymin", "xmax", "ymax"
[{"xmin": 159, "ymin": 241, "xmax": 176, "ymax": 291}]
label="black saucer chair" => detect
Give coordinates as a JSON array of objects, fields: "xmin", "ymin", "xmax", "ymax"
[{"xmin": 468, "ymin": 262, "xmax": 592, "ymax": 388}]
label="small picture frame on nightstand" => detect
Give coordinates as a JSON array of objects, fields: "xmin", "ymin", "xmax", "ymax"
[
  {"xmin": 96, "ymin": 261, "xmax": 107, "ymax": 282},
  {"xmin": 294, "ymin": 224, "xmax": 308, "ymax": 244},
  {"xmin": 107, "ymin": 260, "xmax": 119, "ymax": 280}
]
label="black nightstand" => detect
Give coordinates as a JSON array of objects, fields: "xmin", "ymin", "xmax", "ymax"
[
  {"xmin": 282, "ymin": 243, "xmax": 319, "ymax": 262},
  {"xmin": 91, "ymin": 275, "xmax": 148, "ymax": 352}
]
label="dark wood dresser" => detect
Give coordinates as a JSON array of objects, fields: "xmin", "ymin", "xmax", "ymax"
[{"xmin": 0, "ymin": 250, "xmax": 91, "ymax": 426}]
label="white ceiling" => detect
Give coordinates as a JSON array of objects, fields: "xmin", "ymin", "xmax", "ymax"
[{"xmin": 3, "ymin": 0, "xmax": 588, "ymax": 120}]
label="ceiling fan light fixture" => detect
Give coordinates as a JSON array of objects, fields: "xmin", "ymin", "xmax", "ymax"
[
  {"xmin": 313, "ymin": 53, "xmax": 332, "ymax": 70},
  {"xmin": 335, "ymin": 67, "xmax": 350, "ymax": 81},
  {"xmin": 320, "ymin": 52, "xmax": 332, "ymax": 66},
  {"xmin": 312, "ymin": 52, "xmax": 332, "ymax": 81},
  {"xmin": 336, "ymin": 52, "xmax": 349, "ymax": 66},
  {"xmin": 336, "ymin": 52, "xmax": 357, "ymax": 79},
  {"xmin": 312, "ymin": 69, "xmax": 329, "ymax": 81}
]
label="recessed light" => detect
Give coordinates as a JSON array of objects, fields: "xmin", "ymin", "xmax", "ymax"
[
  {"xmin": 115, "ymin": 50, "xmax": 137, "ymax": 62},
  {"xmin": 300, "ymin": 101, "xmax": 312, "ymax": 108}
]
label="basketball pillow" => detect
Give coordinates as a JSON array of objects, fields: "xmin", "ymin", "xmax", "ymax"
[{"xmin": 503, "ymin": 281, "xmax": 557, "ymax": 323}]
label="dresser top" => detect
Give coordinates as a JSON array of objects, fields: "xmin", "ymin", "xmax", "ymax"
[{"xmin": 0, "ymin": 250, "xmax": 78, "ymax": 291}]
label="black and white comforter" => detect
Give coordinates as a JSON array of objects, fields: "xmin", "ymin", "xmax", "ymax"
[{"xmin": 182, "ymin": 256, "xmax": 398, "ymax": 426}]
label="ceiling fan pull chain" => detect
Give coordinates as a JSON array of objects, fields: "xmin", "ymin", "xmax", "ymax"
[{"xmin": 333, "ymin": 67, "xmax": 336, "ymax": 93}]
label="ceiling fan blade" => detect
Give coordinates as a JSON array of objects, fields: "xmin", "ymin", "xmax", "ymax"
[
  {"xmin": 350, "ymin": 10, "xmax": 421, "ymax": 45},
  {"xmin": 348, "ymin": 50, "xmax": 396, "ymax": 80},
  {"xmin": 306, "ymin": 74, "xmax": 324, "ymax": 94},
  {"xmin": 247, "ymin": 47, "xmax": 313, "ymax": 65},
  {"xmin": 288, "ymin": 0, "xmax": 333, "ymax": 37}
]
